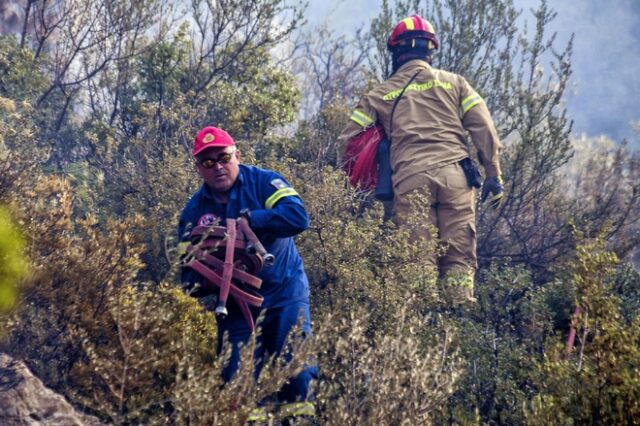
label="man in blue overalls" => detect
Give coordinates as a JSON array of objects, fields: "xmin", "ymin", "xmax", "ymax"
[{"xmin": 178, "ymin": 126, "xmax": 316, "ymax": 420}]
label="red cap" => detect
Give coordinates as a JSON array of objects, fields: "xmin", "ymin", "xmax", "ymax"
[{"xmin": 192, "ymin": 126, "xmax": 235, "ymax": 156}]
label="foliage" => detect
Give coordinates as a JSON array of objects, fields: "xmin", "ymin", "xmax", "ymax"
[
  {"xmin": 1, "ymin": 174, "xmax": 146, "ymax": 391},
  {"xmin": 279, "ymin": 162, "xmax": 440, "ymax": 321},
  {"xmin": 527, "ymin": 237, "xmax": 640, "ymax": 425},
  {"xmin": 0, "ymin": 206, "xmax": 28, "ymax": 312},
  {"xmin": 315, "ymin": 305, "xmax": 461, "ymax": 425},
  {"xmin": 72, "ymin": 285, "xmax": 219, "ymax": 424},
  {"xmin": 170, "ymin": 317, "xmax": 312, "ymax": 425},
  {"xmin": 0, "ymin": 95, "xmax": 39, "ymax": 315},
  {"xmin": 291, "ymin": 101, "xmax": 357, "ymax": 169},
  {"xmin": 565, "ymin": 136, "xmax": 640, "ymax": 260},
  {"xmin": 0, "ymin": 36, "xmax": 48, "ymax": 102},
  {"xmin": 0, "ymin": 0, "xmax": 639, "ymax": 424}
]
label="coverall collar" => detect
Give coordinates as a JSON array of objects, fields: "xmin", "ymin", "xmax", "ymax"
[{"xmin": 396, "ymin": 58, "xmax": 432, "ymax": 73}]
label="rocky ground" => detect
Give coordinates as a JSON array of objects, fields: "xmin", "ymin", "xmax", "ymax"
[{"xmin": 0, "ymin": 353, "xmax": 103, "ymax": 426}]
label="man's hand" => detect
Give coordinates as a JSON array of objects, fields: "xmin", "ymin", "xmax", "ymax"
[
  {"xmin": 481, "ymin": 175, "xmax": 504, "ymax": 208},
  {"xmin": 238, "ymin": 208, "xmax": 251, "ymax": 227}
]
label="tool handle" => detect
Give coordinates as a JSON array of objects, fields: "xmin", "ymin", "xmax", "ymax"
[
  {"xmin": 238, "ymin": 218, "xmax": 275, "ymax": 266},
  {"xmin": 216, "ymin": 219, "xmax": 236, "ymax": 317}
]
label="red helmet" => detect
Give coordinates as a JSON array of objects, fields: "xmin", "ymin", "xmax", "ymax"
[{"xmin": 387, "ymin": 15, "xmax": 439, "ymax": 51}]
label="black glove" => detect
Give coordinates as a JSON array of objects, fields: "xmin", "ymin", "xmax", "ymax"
[{"xmin": 481, "ymin": 175, "xmax": 504, "ymax": 208}]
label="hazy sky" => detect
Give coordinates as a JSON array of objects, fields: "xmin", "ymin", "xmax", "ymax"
[{"xmin": 305, "ymin": 0, "xmax": 640, "ymax": 146}]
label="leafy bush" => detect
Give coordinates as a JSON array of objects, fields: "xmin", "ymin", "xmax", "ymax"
[
  {"xmin": 0, "ymin": 206, "xmax": 27, "ymax": 312},
  {"xmin": 527, "ymin": 238, "xmax": 640, "ymax": 425},
  {"xmin": 0, "ymin": 0, "xmax": 639, "ymax": 424}
]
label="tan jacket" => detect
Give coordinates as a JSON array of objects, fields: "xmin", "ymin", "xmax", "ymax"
[{"xmin": 339, "ymin": 59, "xmax": 502, "ymax": 189}]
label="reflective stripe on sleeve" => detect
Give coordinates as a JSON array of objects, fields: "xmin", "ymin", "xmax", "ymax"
[
  {"xmin": 461, "ymin": 94, "xmax": 483, "ymax": 115},
  {"xmin": 350, "ymin": 110, "xmax": 374, "ymax": 127},
  {"xmin": 265, "ymin": 187, "xmax": 299, "ymax": 209},
  {"xmin": 279, "ymin": 401, "xmax": 315, "ymax": 417},
  {"xmin": 247, "ymin": 407, "xmax": 267, "ymax": 422},
  {"xmin": 177, "ymin": 241, "xmax": 191, "ymax": 255}
]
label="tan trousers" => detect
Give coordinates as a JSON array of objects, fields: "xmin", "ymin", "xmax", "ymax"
[{"xmin": 393, "ymin": 162, "xmax": 477, "ymax": 280}]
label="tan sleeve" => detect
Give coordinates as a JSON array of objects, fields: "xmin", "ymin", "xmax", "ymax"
[
  {"xmin": 459, "ymin": 78, "xmax": 502, "ymax": 177},
  {"xmin": 338, "ymin": 94, "xmax": 378, "ymax": 161}
]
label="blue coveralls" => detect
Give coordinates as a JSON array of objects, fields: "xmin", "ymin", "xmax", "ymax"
[{"xmin": 178, "ymin": 164, "xmax": 317, "ymax": 403}]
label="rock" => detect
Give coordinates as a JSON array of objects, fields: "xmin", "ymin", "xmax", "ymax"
[{"xmin": 0, "ymin": 353, "xmax": 103, "ymax": 426}]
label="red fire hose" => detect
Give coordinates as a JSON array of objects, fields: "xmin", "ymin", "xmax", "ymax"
[{"xmin": 181, "ymin": 220, "xmax": 274, "ymax": 333}]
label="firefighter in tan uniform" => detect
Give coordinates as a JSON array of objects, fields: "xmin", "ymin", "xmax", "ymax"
[{"xmin": 340, "ymin": 15, "xmax": 504, "ymax": 304}]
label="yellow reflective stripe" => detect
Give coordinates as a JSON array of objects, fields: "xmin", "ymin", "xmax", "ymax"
[
  {"xmin": 443, "ymin": 272, "xmax": 474, "ymax": 289},
  {"xmin": 248, "ymin": 407, "xmax": 267, "ymax": 422},
  {"xmin": 350, "ymin": 110, "xmax": 374, "ymax": 127},
  {"xmin": 461, "ymin": 94, "xmax": 483, "ymax": 114},
  {"xmin": 403, "ymin": 17, "xmax": 415, "ymax": 30},
  {"xmin": 265, "ymin": 187, "xmax": 299, "ymax": 209},
  {"xmin": 382, "ymin": 79, "xmax": 453, "ymax": 101},
  {"xmin": 177, "ymin": 241, "xmax": 191, "ymax": 255},
  {"xmin": 490, "ymin": 191, "xmax": 504, "ymax": 204},
  {"xmin": 280, "ymin": 401, "xmax": 315, "ymax": 417}
]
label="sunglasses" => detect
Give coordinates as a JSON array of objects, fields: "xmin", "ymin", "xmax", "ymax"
[{"xmin": 197, "ymin": 149, "xmax": 236, "ymax": 169}]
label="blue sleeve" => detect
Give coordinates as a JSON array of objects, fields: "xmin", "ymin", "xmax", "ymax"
[{"xmin": 249, "ymin": 173, "xmax": 309, "ymax": 238}]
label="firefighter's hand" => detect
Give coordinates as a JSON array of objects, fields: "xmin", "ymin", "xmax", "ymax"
[
  {"xmin": 238, "ymin": 208, "xmax": 251, "ymax": 227},
  {"xmin": 481, "ymin": 176, "xmax": 504, "ymax": 208}
]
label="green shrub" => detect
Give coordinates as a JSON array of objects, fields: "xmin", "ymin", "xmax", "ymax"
[
  {"xmin": 0, "ymin": 206, "xmax": 28, "ymax": 312},
  {"xmin": 527, "ymin": 238, "xmax": 640, "ymax": 425}
]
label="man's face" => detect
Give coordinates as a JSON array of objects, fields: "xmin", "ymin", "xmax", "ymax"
[{"xmin": 195, "ymin": 146, "xmax": 240, "ymax": 194}]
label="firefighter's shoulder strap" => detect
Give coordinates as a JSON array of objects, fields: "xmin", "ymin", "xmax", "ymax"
[
  {"xmin": 388, "ymin": 68, "xmax": 424, "ymax": 139},
  {"xmin": 375, "ymin": 68, "xmax": 424, "ymax": 201}
]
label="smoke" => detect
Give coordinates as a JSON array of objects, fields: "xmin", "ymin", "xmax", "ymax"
[
  {"xmin": 0, "ymin": 0, "xmax": 22, "ymax": 35},
  {"xmin": 514, "ymin": 0, "xmax": 640, "ymax": 146}
]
